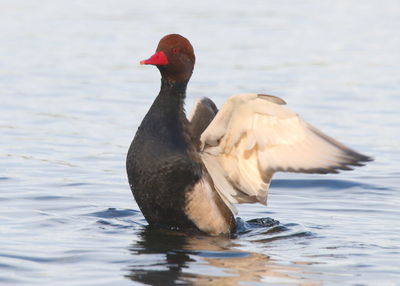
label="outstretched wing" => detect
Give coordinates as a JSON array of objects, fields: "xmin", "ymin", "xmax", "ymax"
[{"xmin": 199, "ymin": 93, "xmax": 372, "ymax": 211}]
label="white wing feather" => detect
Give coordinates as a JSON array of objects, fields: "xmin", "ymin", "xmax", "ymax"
[{"xmin": 199, "ymin": 93, "xmax": 370, "ymax": 210}]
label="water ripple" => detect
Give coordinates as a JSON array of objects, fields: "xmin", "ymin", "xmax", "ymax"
[
  {"xmin": 0, "ymin": 253, "xmax": 84, "ymax": 264},
  {"xmin": 271, "ymin": 179, "xmax": 389, "ymax": 191},
  {"xmin": 87, "ymin": 207, "xmax": 139, "ymax": 219}
]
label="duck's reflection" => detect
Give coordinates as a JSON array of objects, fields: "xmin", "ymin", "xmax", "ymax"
[{"xmin": 125, "ymin": 227, "xmax": 320, "ymax": 285}]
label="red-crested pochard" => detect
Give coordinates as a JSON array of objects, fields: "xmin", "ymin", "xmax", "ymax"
[{"xmin": 126, "ymin": 34, "xmax": 372, "ymax": 235}]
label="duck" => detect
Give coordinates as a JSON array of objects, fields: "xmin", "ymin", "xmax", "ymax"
[{"xmin": 126, "ymin": 34, "xmax": 372, "ymax": 235}]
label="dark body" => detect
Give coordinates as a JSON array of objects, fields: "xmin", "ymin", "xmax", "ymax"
[{"xmin": 126, "ymin": 79, "xmax": 201, "ymax": 229}]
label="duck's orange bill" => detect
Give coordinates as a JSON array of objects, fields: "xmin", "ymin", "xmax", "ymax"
[{"xmin": 140, "ymin": 51, "xmax": 168, "ymax": 65}]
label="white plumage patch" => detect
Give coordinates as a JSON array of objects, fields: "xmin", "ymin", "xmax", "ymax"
[
  {"xmin": 185, "ymin": 177, "xmax": 232, "ymax": 235},
  {"xmin": 198, "ymin": 93, "xmax": 370, "ymax": 211}
]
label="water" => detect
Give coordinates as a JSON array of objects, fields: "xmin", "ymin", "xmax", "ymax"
[{"xmin": 1, "ymin": 0, "xmax": 400, "ymax": 285}]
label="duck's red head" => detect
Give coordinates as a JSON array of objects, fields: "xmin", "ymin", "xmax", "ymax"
[{"xmin": 140, "ymin": 34, "xmax": 196, "ymax": 82}]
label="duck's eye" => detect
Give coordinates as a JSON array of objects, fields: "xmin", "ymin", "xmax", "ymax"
[{"xmin": 171, "ymin": 48, "xmax": 178, "ymax": 54}]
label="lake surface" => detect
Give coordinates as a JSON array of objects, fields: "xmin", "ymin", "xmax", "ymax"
[{"xmin": 1, "ymin": 1, "xmax": 400, "ymax": 285}]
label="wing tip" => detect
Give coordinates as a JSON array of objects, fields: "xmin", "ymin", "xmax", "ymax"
[
  {"xmin": 340, "ymin": 150, "xmax": 374, "ymax": 168},
  {"xmin": 275, "ymin": 151, "xmax": 373, "ymax": 174}
]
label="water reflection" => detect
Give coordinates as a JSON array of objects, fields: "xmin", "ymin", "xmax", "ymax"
[{"xmin": 126, "ymin": 227, "xmax": 320, "ymax": 285}]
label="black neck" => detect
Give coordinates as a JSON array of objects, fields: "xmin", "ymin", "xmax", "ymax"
[
  {"xmin": 138, "ymin": 78, "xmax": 191, "ymax": 152},
  {"xmin": 150, "ymin": 78, "xmax": 189, "ymax": 116},
  {"xmin": 140, "ymin": 78, "xmax": 188, "ymax": 127},
  {"xmin": 160, "ymin": 78, "xmax": 188, "ymax": 98}
]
